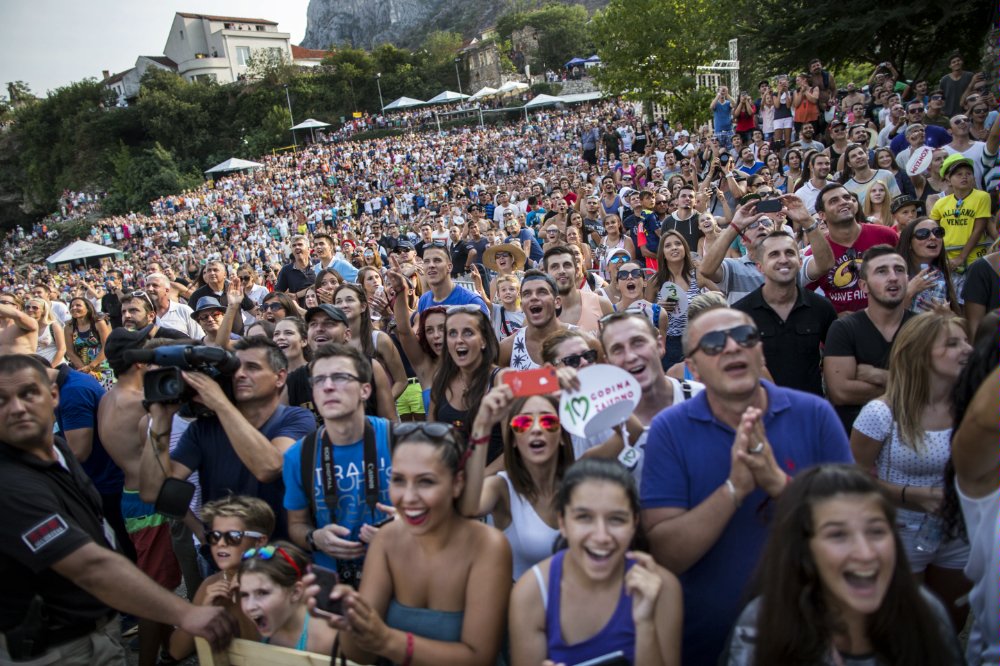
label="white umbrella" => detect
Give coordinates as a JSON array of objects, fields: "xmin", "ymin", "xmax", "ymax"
[
  {"xmin": 383, "ymin": 96, "xmax": 426, "ymax": 111},
  {"xmin": 290, "ymin": 118, "xmax": 331, "ymax": 142},
  {"xmin": 426, "ymin": 90, "xmax": 470, "ymax": 104},
  {"xmin": 524, "ymin": 94, "xmax": 565, "ymax": 109},
  {"xmin": 469, "ymin": 86, "xmax": 498, "ymax": 100},
  {"xmin": 497, "ymin": 80, "xmax": 530, "ymax": 95},
  {"xmin": 204, "ymin": 158, "xmax": 264, "ymax": 174}
]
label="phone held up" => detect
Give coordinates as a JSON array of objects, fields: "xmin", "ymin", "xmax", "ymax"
[
  {"xmin": 310, "ymin": 565, "xmax": 344, "ymax": 617},
  {"xmin": 502, "ymin": 367, "xmax": 558, "ymax": 397}
]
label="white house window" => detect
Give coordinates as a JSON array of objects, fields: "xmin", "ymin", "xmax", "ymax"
[{"xmin": 236, "ymin": 46, "xmax": 251, "ymax": 66}]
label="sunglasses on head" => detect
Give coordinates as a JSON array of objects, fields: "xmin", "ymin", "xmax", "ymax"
[
  {"xmin": 510, "ymin": 413, "xmax": 560, "ymax": 433},
  {"xmin": 616, "ymin": 268, "xmax": 644, "ymax": 281},
  {"xmin": 132, "ymin": 290, "xmax": 155, "ymax": 309},
  {"xmin": 206, "ymin": 529, "xmax": 263, "ymax": 546},
  {"xmin": 558, "ymin": 349, "xmax": 598, "ymax": 368},
  {"xmin": 242, "ymin": 545, "xmax": 302, "ymax": 578},
  {"xmin": 690, "ymin": 324, "xmax": 761, "ymax": 356},
  {"xmin": 393, "ymin": 422, "xmax": 459, "ymax": 452},
  {"xmin": 608, "ymin": 254, "xmax": 630, "ymax": 264},
  {"xmin": 913, "ymin": 227, "xmax": 945, "ymax": 240},
  {"xmin": 447, "ymin": 304, "xmax": 483, "ymax": 316}
]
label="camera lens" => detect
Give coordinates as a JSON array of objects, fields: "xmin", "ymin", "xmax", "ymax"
[{"xmin": 159, "ymin": 375, "xmax": 182, "ymax": 398}]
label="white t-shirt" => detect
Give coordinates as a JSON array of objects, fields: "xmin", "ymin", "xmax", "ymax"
[{"xmin": 957, "ymin": 484, "xmax": 1000, "ymax": 666}]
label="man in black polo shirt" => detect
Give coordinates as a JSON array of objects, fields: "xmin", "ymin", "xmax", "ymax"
[
  {"xmin": 0, "ymin": 355, "xmax": 235, "ymax": 664},
  {"xmin": 733, "ymin": 232, "xmax": 837, "ymax": 395},
  {"xmin": 275, "ymin": 235, "xmax": 316, "ymax": 304},
  {"xmin": 100, "ymin": 270, "xmax": 126, "ymax": 329}
]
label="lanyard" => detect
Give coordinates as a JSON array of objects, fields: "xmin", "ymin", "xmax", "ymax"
[{"xmin": 317, "ymin": 421, "xmax": 379, "ymax": 522}]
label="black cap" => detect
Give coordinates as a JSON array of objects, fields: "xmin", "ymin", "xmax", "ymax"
[
  {"xmin": 890, "ymin": 194, "xmax": 922, "ymax": 214},
  {"xmin": 395, "ymin": 240, "xmax": 415, "ymax": 251},
  {"xmin": 304, "ymin": 304, "xmax": 349, "ymax": 326},
  {"xmin": 105, "ymin": 325, "xmax": 154, "ymax": 370}
]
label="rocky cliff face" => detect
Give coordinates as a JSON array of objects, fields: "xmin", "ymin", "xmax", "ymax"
[{"xmin": 303, "ymin": 0, "xmax": 606, "ymax": 50}]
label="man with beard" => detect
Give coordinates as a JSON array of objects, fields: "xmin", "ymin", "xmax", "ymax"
[
  {"xmin": 823, "ymin": 246, "xmax": 914, "ymax": 433},
  {"xmin": 797, "ymin": 122, "xmax": 824, "ymax": 153},
  {"xmin": 733, "ymin": 232, "xmax": 837, "ymax": 395},
  {"xmin": 119, "ymin": 294, "xmax": 188, "ymax": 340},
  {"xmin": 797, "ymin": 152, "xmax": 833, "ymax": 214},
  {"xmin": 807, "ymin": 184, "xmax": 899, "ymax": 314},
  {"xmin": 275, "ymin": 235, "xmax": 317, "ymax": 303},
  {"xmin": 808, "ymin": 58, "xmax": 837, "ymax": 135},
  {"xmin": 843, "ymin": 143, "xmax": 900, "ymax": 207},
  {"xmin": 499, "ymin": 271, "xmax": 567, "ymax": 370},
  {"xmin": 544, "ymin": 245, "xmax": 613, "ymax": 334}
]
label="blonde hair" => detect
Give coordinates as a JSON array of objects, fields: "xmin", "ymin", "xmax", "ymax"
[
  {"xmin": 863, "ymin": 181, "xmax": 893, "ymax": 226},
  {"xmin": 884, "ymin": 311, "xmax": 967, "ymax": 453},
  {"xmin": 25, "ymin": 297, "xmax": 55, "ymax": 326},
  {"xmin": 494, "ymin": 274, "xmax": 521, "ymax": 307}
]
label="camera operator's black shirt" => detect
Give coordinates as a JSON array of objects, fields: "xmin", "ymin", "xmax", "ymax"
[{"xmin": 0, "ymin": 437, "xmax": 114, "ymax": 632}]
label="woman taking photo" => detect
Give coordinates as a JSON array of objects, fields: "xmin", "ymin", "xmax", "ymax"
[
  {"xmin": 463, "ymin": 386, "xmax": 574, "ymax": 581},
  {"xmin": 310, "ymin": 423, "xmax": 512, "ymax": 666},
  {"xmin": 850, "ymin": 311, "xmax": 972, "ymax": 631},
  {"xmin": 509, "ymin": 459, "xmax": 682, "ymax": 666},
  {"xmin": 897, "ymin": 217, "xmax": 961, "ymax": 315},
  {"xmin": 272, "ymin": 317, "xmax": 309, "ymax": 374},
  {"xmin": 333, "ymin": 283, "xmax": 407, "ymax": 400},
  {"xmin": 239, "ymin": 542, "xmax": 337, "ymax": 654},
  {"xmin": 64, "ymin": 296, "xmax": 114, "ymax": 388},
  {"xmin": 723, "ymin": 464, "xmax": 962, "ymax": 665},
  {"xmin": 26, "ymin": 297, "xmax": 66, "ymax": 367},
  {"xmin": 648, "ymin": 230, "xmax": 717, "ymax": 367}
]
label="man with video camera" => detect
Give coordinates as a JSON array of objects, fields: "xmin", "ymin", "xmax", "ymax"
[{"xmin": 139, "ymin": 337, "xmax": 316, "ymax": 541}]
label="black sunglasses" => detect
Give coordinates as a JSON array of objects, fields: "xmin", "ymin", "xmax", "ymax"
[
  {"xmin": 205, "ymin": 529, "xmax": 264, "ymax": 546},
  {"xmin": 261, "ymin": 302, "xmax": 285, "ymax": 311},
  {"xmin": 913, "ymin": 227, "xmax": 945, "ymax": 240},
  {"xmin": 559, "ymin": 349, "xmax": 598, "ymax": 368},
  {"xmin": 616, "ymin": 268, "xmax": 644, "ymax": 281},
  {"xmin": 690, "ymin": 324, "xmax": 761, "ymax": 356}
]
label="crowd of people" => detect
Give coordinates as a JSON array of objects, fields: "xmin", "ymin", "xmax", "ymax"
[{"xmin": 1, "ymin": 51, "xmax": 997, "ymax": 666}]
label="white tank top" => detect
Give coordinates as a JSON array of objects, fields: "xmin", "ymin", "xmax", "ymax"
[
  {"xmin": 509, "ymin": 327, "xmax": 541, "ymax": 370},
  {"xmin": 498, "ymin": 472, "xmax": 560, "ymax": 581}
]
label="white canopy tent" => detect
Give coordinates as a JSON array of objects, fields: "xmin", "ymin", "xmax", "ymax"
[
  {"xmin": 559, "ymin": 90, "xmax": 606, "ymax": 104},
  {"xmin": 383, "ymin": 96, "xmax": 425, "ymax": 112},
  {"xmin": 204, "ymin": 158, "xmax": 264, "ymax": 174},
  {"xmin": 290, "ymin": 118, "xmax": 331, "ymax": 143},
  {"xmin": 524, "ymin": 94, "xmax": 564, "ymax": 109},
  {"xmin": 426, "ymin": 90, "xmax": 469, "ymax": 104},
  {"xmin": 46, "ymin": 240, "xmax": 122, "ymax": 266},
  {"xmin": 468, "ymin": 86, "xmax": 498, "ymax": 100}
]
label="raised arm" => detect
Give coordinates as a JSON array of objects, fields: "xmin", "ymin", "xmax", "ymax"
[{"xmin": 461, "ymin": 386, "xmax": 514, "ymax": 518}]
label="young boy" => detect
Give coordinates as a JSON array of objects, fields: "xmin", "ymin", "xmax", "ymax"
[
  {"xmin": 167, "ymin": 496, "xmax": 274, "ymax": 660},
  {"xmin": 930, "ymin": 154, "xmax": 994, "ymax": 275}
]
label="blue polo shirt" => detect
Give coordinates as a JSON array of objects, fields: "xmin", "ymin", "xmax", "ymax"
[
  {"xmin": 641, "ymin": 381, "xmax": 851, "ymax": 666},
  {"xmin": 417, "ymin": 284, "xmax": 489, "ymax": 316}
]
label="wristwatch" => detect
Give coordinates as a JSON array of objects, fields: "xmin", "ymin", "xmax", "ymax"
[{"xmin": 305, "ymin": 529, "xmax": 317, "ymax": 552}]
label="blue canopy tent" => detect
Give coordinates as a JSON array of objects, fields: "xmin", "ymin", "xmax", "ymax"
[{"xmin": 565, "ymin": 57, "xmax": 587, "ymax": 69}]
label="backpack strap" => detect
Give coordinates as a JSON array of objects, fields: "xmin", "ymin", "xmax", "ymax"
[
  {"xmin": 681, "ymin": 381, "xmax": 693, "ymax": 401},
  {"xmin": 300, "ymin": 429, "xmax": 319, "ymax": 525}
]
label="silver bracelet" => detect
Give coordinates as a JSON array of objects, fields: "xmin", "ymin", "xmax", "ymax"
[{"xmin": 725, "ymin": 479, "xmax": 742, "ymax": 508}]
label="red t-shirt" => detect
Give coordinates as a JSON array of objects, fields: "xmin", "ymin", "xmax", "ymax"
[
  {"xmin": 806, "ymin": 224, "xmax": 900, "ymax": 314},
  {"xmin": 735, "ymin": 104, "xmax": 757, "ymax": 132}
]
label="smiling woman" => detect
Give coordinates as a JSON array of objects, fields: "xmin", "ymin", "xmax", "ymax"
[{"xmin": 722, "ymin": 464, "xmax": 963, "ymax": 666}]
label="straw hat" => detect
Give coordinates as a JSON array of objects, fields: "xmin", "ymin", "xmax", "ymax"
[{"xmin": 483, "ymin": 242, "xmax": 527, "ymax": 272}]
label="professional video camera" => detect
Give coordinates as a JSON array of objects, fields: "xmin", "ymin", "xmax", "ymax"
[{"xmin": 122, "ymin": 345, "xmax": 241, "ymax": 417}]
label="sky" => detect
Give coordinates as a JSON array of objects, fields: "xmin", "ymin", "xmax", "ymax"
[{"xmin": 0, "ymin": 0, "xmax": 309, "ymax": 97}]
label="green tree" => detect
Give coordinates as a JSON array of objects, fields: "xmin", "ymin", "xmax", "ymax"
[
  {"xmin": 591, "ymin": 0, "xmax": 732, "ymax": 112},
  {"xmin": 736, "ymin": 0, "xmax": 990, "ymax": 81},
  {"xmin": 496, "ymin": 4, "xmax": 594, "ymax": 72},
  {"xmin": 103, "ymin": 142, "xmax": 201, "ymax": 215}
]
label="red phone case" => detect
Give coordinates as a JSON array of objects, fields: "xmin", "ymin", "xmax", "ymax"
[{"xmin": 502, "ymin": 367, "xmax": 558, "ymax": 397}]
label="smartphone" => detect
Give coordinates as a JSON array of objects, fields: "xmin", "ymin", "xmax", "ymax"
[
  {"xmin": 572, "ymin": 652, "xmax": 629, "ymax": 666},
  {"xmin": 756, "ymin": 198, "xmax": 783, "ymax": 213},
  {"xmin": 502, "ymin": 367, "xmax": 558, "ymax": 397},
  {"xmin": 372, "ymin": 516, "xmax": 394, "ymax": 529},
  {"xmin": 310, "ymin": 565, "xmax": 343, "ymax": 616}
]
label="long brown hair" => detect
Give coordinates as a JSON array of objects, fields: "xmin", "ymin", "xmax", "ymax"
[
  {"xmin": 501, "ymin": 395, "xmax": 574, "ymax": 502},
  {"xmin": 431, "ymin": 308, "xmax": 499, "ymax": 438},
  {"xmin": 750, "ymin": 464, "xmax": 956, "ymax": 666},
  {"xmin": 653, "ymin": 229, "xmax": 694, "ymax": 291},
  {"xmin": 883, "ymin": 311, "xmax": 966, "ymax": 453}
]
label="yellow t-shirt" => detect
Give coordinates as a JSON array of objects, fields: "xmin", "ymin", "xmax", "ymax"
[{"xmin": 930, "ymin": 190, "xmax": 992, "ymax": 267}]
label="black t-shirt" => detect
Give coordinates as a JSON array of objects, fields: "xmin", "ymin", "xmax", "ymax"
[
  {"xmin": 733, "ymin": 286, "xmax": 838, "ymax": 396},
  {"xmin": 824, "ymin": 309, "xmax": 914, "ymax": 433},
  {"xmin": 100, "ymin": 292, "xmax": 123, "ymax": 329},
  {"xmin": 450, "ymin": 241, "xmax": 470, "ymax": 277},
  {"xmin": 0, "ymin": 437, "xmax": 114, "ymax": 632},
  {"xmin": 661, "ymin": 213, "xmax": 703, "ymax": 254},
  {"xmin": 633, "ymin": 130, "xmax": 648, "ymax": 154},
  {"xmin": 961, "ymin": 256, "xmax": 999, "ymax": 312}
]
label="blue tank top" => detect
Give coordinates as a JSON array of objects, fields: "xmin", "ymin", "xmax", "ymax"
[
  {"xmin": 543, "ymin": 550, "xmax": 636, "ymax": 664},
  {"xmin": 385, "ymin": 598, "xmax": 464, "ymax": 643},
  {"xmin": 422, "ymin": 388, "xmax": 432, "ymax": 414}
]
